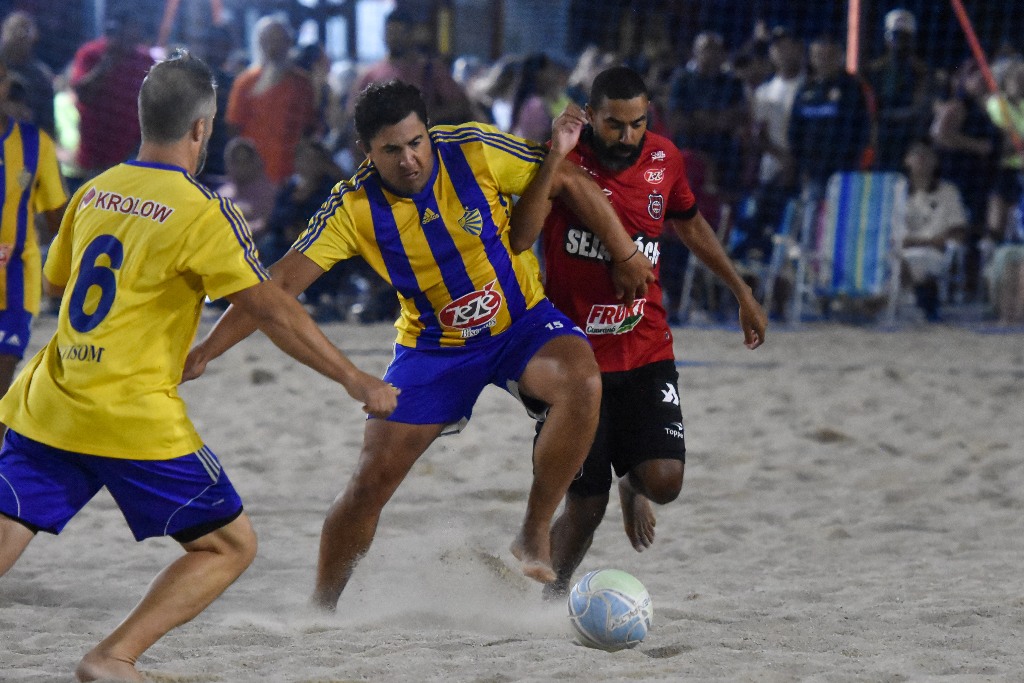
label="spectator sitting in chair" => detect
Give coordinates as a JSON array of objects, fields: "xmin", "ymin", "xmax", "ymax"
[{"xmin": 901, "ymin": 139, "xmax": 968, "ymax": 322}]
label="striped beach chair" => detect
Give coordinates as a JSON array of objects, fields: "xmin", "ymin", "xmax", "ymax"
[{"xmin": 793, "ymin": 172, "xmax": 907, "ymax": 324}]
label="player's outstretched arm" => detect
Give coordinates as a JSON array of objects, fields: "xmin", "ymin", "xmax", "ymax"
[
  {"xmin": 185, "ymin": 250, "xmax": 325, "ymax": 379},
  {"xmin": 223, "ymin": 277, "xmax": 398, "ymax": 418},
  {"xmin": 670, "ymin": 214, "xmax": 767, "ymax": 349}
]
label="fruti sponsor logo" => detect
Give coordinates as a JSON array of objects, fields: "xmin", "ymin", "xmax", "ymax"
[{"xmin": 584, "ymin": 299, "xmax": 647, "ymax": 335}]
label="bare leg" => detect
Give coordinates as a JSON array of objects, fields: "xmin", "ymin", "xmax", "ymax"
[
  {"xmin": 619, "ymin": 459, "xmax": 684, "ymax": 552},
  {"xmin": 75, "ymin": 514, "xmax": 257, "ymax": 683},
  {"xmin": 311, "ymin": 420, "xmax": 443, "ymax": 611},
  {"xmin": 0, "ymin": 354, "xmax": 18, "ymax": 437},
  {"xmin": 512, "ymin": 335, "xmax": 601, "ymax": 584},
  {"xmin": 0, "ymin": 514, "xmax": 35, "ymax": 576},
  {"xmin": 544, "ymin": 493, "xmax": 608, "ymax": 599}
]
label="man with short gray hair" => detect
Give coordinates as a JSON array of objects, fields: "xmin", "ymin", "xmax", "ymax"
[{"xmin": 0, "ymin": 51, "xmax": 397, "ymax": 682}]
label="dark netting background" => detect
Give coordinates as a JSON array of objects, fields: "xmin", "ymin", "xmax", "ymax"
[{"xmin": 1, "ymin": 0, "xmax": 1021, "ymax": 320}]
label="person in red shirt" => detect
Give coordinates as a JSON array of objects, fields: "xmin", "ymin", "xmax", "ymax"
[
  {"xmin": 226, "ymin": 16, "xmax": 316, "ymax": 185},
  {"xmin": 70, "ymin": 11, "xmax": 154, "ymax": 180},
  {"xmin": 510, "ymin": 66, "xmax": 767, "ymax": 597}
]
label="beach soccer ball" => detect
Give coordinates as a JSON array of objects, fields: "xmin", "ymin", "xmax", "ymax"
[{"xmin": 567, "ymin": 569, "xmax": 653, "ymax": 651}]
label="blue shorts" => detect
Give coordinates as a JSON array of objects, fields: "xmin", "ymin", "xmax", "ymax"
[
  {"xmin": 0, "ymin": 430, "xmax": 244, "ymax": 542},
  {"xmin": 0, "ymin": 308, "xmax": 32, "ymax": 358},
  {"xmin": 382, "ymin": 299, "xmax": 587, "ymax": 431}
]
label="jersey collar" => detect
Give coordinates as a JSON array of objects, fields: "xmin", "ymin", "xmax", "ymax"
[{"xmin": 125, "ymin": 159, "xmax": 191, "ymax": 174}]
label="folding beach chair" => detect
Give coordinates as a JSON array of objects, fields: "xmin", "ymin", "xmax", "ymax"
[
  {"xmin": 790, "ymin": 171, "xmax": 907, "ymax": 324},
  {"xmin": 758, "ymin": 196, "xmax": 803, "ymax": 316},
  {"xmin": 677, "ymin": 202, "xmax": 733, "ymax": 322}
]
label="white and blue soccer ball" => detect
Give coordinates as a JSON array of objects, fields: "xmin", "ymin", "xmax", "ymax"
[{"xmin": 567, "ymin": 569, "xmax": 653, "ymax": 651}]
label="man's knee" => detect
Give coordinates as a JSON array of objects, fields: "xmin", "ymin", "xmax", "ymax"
[
  {"xmin": 185, "ymin": 513, "xmax": 258, "ymax": 569},
  {"xmin": 523, "ymin": 336, "xmax": 601, "ymax": 410},
  {"xmin": 557, "ymin": 352, "xmax": 601, "ymax": 410},
  {"xmin": 631, "ymin": 460, "xmax": 684, "ymax": 505},
  {"xmin": 565, "ymin": 492, "xmax": 610, "ymax": 526}
]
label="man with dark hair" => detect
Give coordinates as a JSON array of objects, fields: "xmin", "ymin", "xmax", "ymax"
[
  {"xmin": 510, "ymin": 65, "xmax": 767, "ymax": 597},
  {"xmin": 185, "ymin": 79, "xmax": 655, "ymax": 610},
  {"xmin": 0, "ymin": 11, "xmax": 55, "ymax": 135},
  {"xmin": 788, "ymin": 33, "xmax": 872, "ymax": 193},
  {"xmin": 0, "ymin": 51, "xmax": 397, "ymax": 682}
]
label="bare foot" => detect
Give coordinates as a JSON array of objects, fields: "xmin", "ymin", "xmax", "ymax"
[
  {"xmin": 619, "ymin": 477, "xmax": 656, "ymax": 552},
  {"xmin": 509, "ymin": 532, "xmax": 557, "ymax": 584},
  {"xmin": 76, "ymin": 649, "xmax": 144, "ymax": 682},
  {"xmin": 308, "ymin": 591, "xmax": 339, "ymax": 613}
]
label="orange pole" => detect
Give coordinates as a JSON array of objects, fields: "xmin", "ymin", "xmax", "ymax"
[
  {"xmin": 846, "ymin": 0, "xmax": 861, "ymax": 73},
  {"xmin": 948, "ymin": 0, "xmax": 1023, "ymax": 151},
  {"xmin": 157, "ymin": 0, "xmax": 181, "ymax": 47}
]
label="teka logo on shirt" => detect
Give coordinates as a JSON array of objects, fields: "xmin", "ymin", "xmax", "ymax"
[
  {"xmin": 644, "ymin": 168, "xmax": 665, "ymax": 184},
  {"xmin": 84, "ymin": 188, "xmax": 175, "ymax": 223},
  {"xmin": 439, "ymin": 280, "xmax": 503, "ymax": 333},
  {"xmin": 650, "ymin": 150, "xmax": 666, "ymax": 161}
]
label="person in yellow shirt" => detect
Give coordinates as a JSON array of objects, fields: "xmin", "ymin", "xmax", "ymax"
[
  {"xmin": 0, "ymin": 51, "xmax": 397, "ymax": 683},
  {"xmin": 185, "ymin": 80, "xmax": 655, "ymax": 612},
  {"xmin": 0, "ymin": 59, "xmax": 67, "ymax": 402}
]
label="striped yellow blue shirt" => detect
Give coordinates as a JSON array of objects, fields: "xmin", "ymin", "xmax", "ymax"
[
  {"xmin": 0, "ymin": 117, "xmax": 67, "ymax": 313},
  {"xmin": 294, "ymin": 122, "xmax": 548, "ymax": 348},
  {"xmin": 0, "ymin": 161, "xmax": 269, "ymax": 459}
]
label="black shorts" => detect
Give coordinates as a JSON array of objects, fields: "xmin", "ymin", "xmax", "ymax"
[{"xmin": 541, "ymin": 359, "xmax": 686, "ymax": 498}]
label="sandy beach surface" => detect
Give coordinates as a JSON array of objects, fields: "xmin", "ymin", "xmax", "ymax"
[{"xmin": 3, "ymin": 315, "xmax": 1023, "ymax": 682}]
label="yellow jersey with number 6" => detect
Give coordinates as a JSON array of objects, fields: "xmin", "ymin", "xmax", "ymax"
[{"xmin": 0, "ymin": 161, "xmax": 269, "ymax": 459}]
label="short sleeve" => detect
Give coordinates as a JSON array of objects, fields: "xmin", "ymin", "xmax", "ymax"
[
  {"xmin": 667, "ymin": 147, "xmax": 698, "ymax": 218},
  {"xmin": 182, "ymin": 197, "xmax": 270, "ymax": 301},
  {"xmin": 292, "ymin": 187, "xmax": 361, "ymax": 271},
  {"xmin": 43, "ymin": 185, "xmax": 81, "ymax": 288},
  {"xmin": 472, "ymin": 124, "xmax": 547, "ymax": 198}
]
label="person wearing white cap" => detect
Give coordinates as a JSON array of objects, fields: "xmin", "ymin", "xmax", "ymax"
[
  {"xmin": 864, "ymin": 8, "xmax": 933, "ymax": 171},
  {"xmin": 884, "ymin": 8, "xmax": 918, "ymax": 38}
]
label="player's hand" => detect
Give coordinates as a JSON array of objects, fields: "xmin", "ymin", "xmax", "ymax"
[
  {"xmin": 737, "ymin": 294, "xmax": 767, "ymax": 350},
  {"xmin": 181, "ymin": 347, "xmax": 209, "ymax": 383},
  {"xmin": 610, "ymin": 248, "xmax": 656, "ymax": 309},
  {"xmin": 550, "ymin": 102, "xmax": 588, "ymax": 158},
  {"xmin": 348, "ymin": 373, "xmax": 400, "ymax": 418}
]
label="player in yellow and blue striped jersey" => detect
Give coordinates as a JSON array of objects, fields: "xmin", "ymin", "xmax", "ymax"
[
  {"xmin": 0, "ymin": 59, "xmax": 67, "ymax": 403},
  {"xmin": 186, "ymin": 80, "xmax": 656, "ymax": 611}
]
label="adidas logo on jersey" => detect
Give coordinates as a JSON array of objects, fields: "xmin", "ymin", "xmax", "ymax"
[
  {"xmin": 0, "ymin": 331, "xmax": 21, "ymax": 346},
  {"xmin": 421, "ymin": 208, "xmax": 440, "ymax": 224}
]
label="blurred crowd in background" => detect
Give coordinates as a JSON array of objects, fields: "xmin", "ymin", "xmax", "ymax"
[{"xmin": 2, "ymin": 0, "xmax": 1023, "ymax": 324}]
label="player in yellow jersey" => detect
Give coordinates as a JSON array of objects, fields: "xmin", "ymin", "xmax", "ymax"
[
  {"xmin": 0, "ymin": 59, "xmax": 67, "ymax": 404},
  {"xmin": 184, "ymin": 80, "xmax": 655, "ymax": 611},
  {"xmin": 0, "ymin": 52, "xmax": 397, "ymax": 683}
]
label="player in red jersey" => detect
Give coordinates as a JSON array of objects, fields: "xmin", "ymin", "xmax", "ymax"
[{"xmin": 510, "ymin": 66, "xmax": 767, "ymax": 597}]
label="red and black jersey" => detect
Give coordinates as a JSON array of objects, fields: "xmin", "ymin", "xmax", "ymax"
[{"xmin": 541, "ymin": 130, "xmax": 697, "ymax": 372}]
